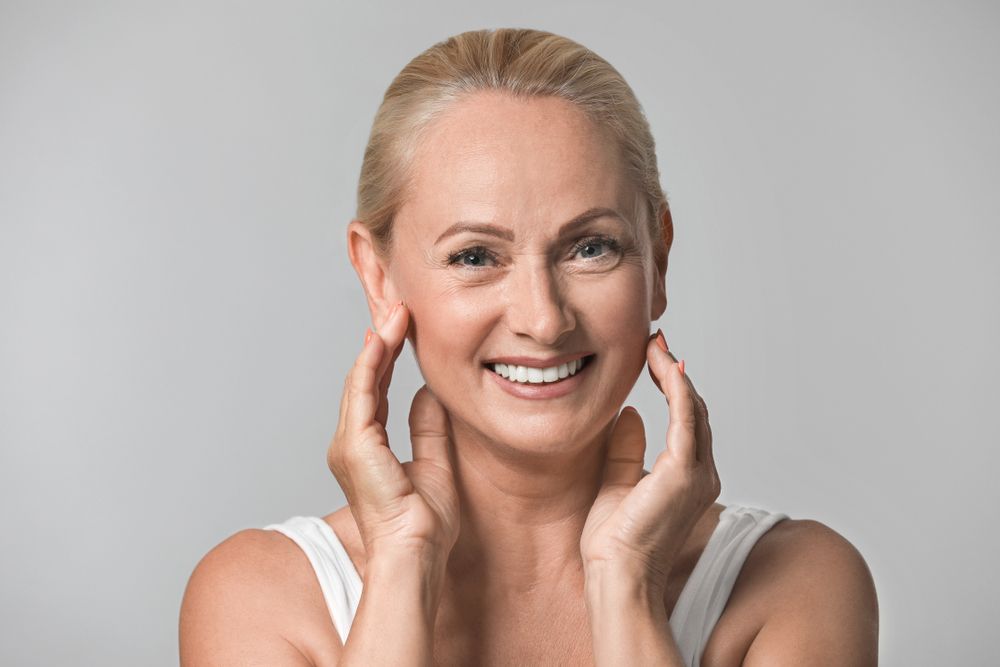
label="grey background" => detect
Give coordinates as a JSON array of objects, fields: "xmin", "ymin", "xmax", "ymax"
[{"xmin": 1, "ymin": 1, "xmax": 997, "ymax": 665}]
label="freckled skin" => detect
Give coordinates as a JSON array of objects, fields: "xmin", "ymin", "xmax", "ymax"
[
  {"xmin": 387, "ymin": 91, "xmax": 661, "ymax": 460},
  {"xmin": 182, "ymin": 89, "xmax": 876, "ymax": 667},
  {"xmin": 338, "ymin": 90, "xmax": 677, "ymax": 662}
]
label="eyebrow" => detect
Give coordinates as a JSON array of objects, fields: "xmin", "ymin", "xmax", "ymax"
[{"xmin": 433, "ymin": 207, "xmax": 629, "ymax": 245}]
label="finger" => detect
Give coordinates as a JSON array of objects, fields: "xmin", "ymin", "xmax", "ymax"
[
  {"xmin": 342, "ymin": 327, "xmax": 388, "ymax": 436},
  {"xmin": 602, "ymin": 406, "xmax": 647, "ymax": 487},
  {"xmin": 645, "ymin": 332, "xmax": 664, "ymax": 393},
  {"xmin": 646, "ymin": 335, "xmax": 698, "ymax": 468},
  {"xmin": 375, "ymin": 301, "xmax": 409, "ymax": 370},
  {"xmin": 336, "ymin": 330, "xmax": 372, "ymax": 437},
  {"xmin": 375, "ymin": 361, "xmax": 397, "ymax": 427},
  {"xmin": 373, "ymin": 303, "xmax": 410, "ymax": 425},
  {"xmin": 408, "ymin": 385, "xmax": 455, "ymax": 474},
  {"xmin": 329, "ymin": 327, "xmax": 388, "ymax": 481},
  {"xmin": 666, "ymin": 356, "xmax": 714, "ymax": 467},
  {"xmin": 688, "ymin": 377, "xmax": 713, "ymax": 467},
  {"xmin": 647, "ymin": 332, "xmax": 714, "ymax": 466}
]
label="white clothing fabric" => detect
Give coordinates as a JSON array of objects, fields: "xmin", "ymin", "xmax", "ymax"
[{"xmin": 263, "ymin": 503, "xmax": 788, "ymax": 665}]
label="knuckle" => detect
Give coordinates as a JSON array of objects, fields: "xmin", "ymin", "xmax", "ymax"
[
  {"xmin": 671, "ymin": 411, "xmax": 698, "ymax": 431},
  {"xmin": 347, "ymin": 370, "xmax": 366, "ymax": 394}
]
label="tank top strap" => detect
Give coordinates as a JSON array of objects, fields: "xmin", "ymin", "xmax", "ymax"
[
  {"xmin": 262, "ymin": 515, "xmax": 364, "ymax": 644},
  {"xmin": 669, "ymin": 504, "xmax": 789, "ymax": 666},
  {"xmin": 264, "ymin": 506, "xmax": 787, "ymax": 659}
]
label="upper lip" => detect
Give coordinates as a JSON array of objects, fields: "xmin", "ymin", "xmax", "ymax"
[{"xmin": 482, "ymin": 353, "xmax": 593, "ymax": 368}]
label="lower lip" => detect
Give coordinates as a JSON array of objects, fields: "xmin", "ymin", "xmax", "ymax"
[{"xmin": 485, "ymin": 358, "xmax": 592, "ymax": 400}]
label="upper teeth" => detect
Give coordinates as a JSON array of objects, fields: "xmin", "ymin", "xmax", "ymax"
[{"xmin": 491, "ymin": 358, "xmax": 586, "ymax": 384}]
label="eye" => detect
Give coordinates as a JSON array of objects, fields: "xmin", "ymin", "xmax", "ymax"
[
  {"xmin": 447, "ymin": 246, "xmax": 497, "ymax": 268},
  {"xmin": 571, "ymin": 235, "xmax": 622, "ymax": 261}
]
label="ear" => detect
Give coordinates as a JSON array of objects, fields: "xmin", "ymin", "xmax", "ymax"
[
  {"xmin": 347, "ymin": 220, "xmax": 398, "ymax": 330},
  {"xmin": 650, "ymin": 204, "xmax": 673, "ymax": 321}
]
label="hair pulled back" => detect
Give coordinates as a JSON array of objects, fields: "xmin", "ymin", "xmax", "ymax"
[{"xmin": 357, "ymin": 28, "xmax": 669, "ymax": 257}]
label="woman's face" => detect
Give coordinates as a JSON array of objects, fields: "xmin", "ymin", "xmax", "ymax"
[{"xmin": 386, "ymin": 91, "xmax": 664, "ymax": 455}]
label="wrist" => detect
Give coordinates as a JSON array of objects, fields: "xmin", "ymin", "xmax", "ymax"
[
  {"xmin": 584, "ymin": 562, "xmax": 667, "ymax": 617},
  {"xmin": 366, "ymin": 548, "xmax": 449, "ymax": 620},
  {"xmin": 584, "ymin": 564, "xmax": 683, "ymax": 667}
]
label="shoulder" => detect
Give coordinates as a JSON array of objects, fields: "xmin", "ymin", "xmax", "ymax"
[
  {"xmin": 749, "ymin": 517, "xmax": 878, "ymax": 605},
  {"xmin": 182, "ymin": 528, "xmax": 308, "ymax": 601},
  {"xmin": 740, "ymin": 517, "xmax": 879, "ymax": 666},
  {"xmin": 179, "ymin": 528, "xmax": 337, "ymax": 666}
]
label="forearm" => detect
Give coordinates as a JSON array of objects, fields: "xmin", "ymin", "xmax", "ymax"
[
  {"xmin": 340, "ymin": 549, "xmax": 445, "ymax": 666},
  {"xmin": 585, "ymin": 566, "xmax": 685, "ymax": 667}
]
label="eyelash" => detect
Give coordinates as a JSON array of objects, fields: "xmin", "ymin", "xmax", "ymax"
[{"xmin": 446, "ymin": 235, "xmax": 624, "ymax": 269}]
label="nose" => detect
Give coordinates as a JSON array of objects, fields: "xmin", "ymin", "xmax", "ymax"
[{"xmin": 503, "ymin": 259, "xmax": 576, "ymax": 346}]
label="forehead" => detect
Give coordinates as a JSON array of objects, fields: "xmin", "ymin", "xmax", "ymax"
[{"xmin": 399, "ymin": 91, "xmax": 633, "ymax": 241}]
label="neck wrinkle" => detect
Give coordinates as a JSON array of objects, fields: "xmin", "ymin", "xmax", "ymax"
[{"xmin": 443, "ymin": 413, "xmax": 615, "ymax": 593}]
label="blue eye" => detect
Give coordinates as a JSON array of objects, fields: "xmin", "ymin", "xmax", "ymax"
[
  {"xmin": 572, "ymin": 236, "xmax": 621, "ymax": 260},
  {"xmin": 448, "ymin": 246, "xmax": 496, "ymax": 268}
]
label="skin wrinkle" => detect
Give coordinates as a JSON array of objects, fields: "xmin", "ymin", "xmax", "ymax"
[{"xmin": 367, "ymin": 91, "xmax": 666, "ymax": 601}]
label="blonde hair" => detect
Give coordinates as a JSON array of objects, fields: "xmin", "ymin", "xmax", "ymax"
[{"xmin": 356, "ymin": 28, "xmax": 669, "ymax": 257}]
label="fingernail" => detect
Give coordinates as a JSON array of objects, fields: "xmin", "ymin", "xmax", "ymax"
[
  {"xmin": 655, "ymin": 328, "xmax": 669, "ymax": 353},
  {"xmin": 678, "ymin": 359, "xmax": 686, "ymax": 376},
  {"xmin": 364, "ymin": 328, "xmax": 372, "ymax": 345}
]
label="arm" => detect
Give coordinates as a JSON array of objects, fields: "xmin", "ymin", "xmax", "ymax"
[
  {"xmin": 325, "ymin": 303, "xmax": 459, "ymax": 665},
  {"xmin": 339, "ymin": 547, "xmax": 446, "ymax": 666},
  {"xmin": 182, "ymin": 299, "xmax": 457, "ymax": 665},
  {"xmin": 742, "ymin": 520, "xmax": 879, "ymax": 666},
  {"xmin": 580, "ymin": 334, "xmax": 719, "ymax": 667},
  {"xmin": 179, "ymin": 530, "xmax": 317, "ymax": 666},
  {"xmin": 585, "ymin": 564, "xmax": 685, "ymax": 667},
  {"xmin": 179, "ymin": 531, "xmax": 447, "ymax": 667}
]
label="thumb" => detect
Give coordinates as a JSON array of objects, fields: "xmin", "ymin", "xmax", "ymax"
[
  {"xmin": 602, "ymin": 407, "xmax": 647, "ymax": 487},
  {"xmin": 408, "ymin": 385, "xmax": 455, "ymax": 474}
]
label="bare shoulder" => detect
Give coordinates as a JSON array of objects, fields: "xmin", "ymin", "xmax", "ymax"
[
  {"xmin": 739, "ymin": 517, "xmax": 879, "ymax": 666},
  {"xmin": 179, "ymin": 528, "xmax": 342, "ymax": 666},
  {"xmin": 746, "ymin": 518, "xmax": 879, "ymax": 610}
]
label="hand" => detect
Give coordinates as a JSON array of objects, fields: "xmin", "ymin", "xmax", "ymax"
[
  {"xmin": 580, "ymin": 331, "xmax": 721, "ymax": 591},
  {"xmin": 326, "ymin": 302, "xmax": 461, "ymax": 561}
]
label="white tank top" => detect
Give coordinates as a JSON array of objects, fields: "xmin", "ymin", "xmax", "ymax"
[{"xmin": 263, "ymin": 503, "xmax": 787, "ymax": 666}]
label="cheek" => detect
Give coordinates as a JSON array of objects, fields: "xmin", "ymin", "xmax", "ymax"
[
  {"xmin": 407, "ymin": 285, "xmax": 497, "ymax": 364},
  {"xmin": 574, "ymin": 268, "xmax": 650, "ymax": 337},
  {"xmin": 393, "ymin": 259, "xmax": 487, "ymax": 356},
  {"xmin": 573, "ymin": 271, "xmax": 651, "ymax": 393}
]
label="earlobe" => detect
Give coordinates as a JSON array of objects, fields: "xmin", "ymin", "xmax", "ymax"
[{"xmin": 347, "ymin": 220, "xmax": 397, "ymax": 327}]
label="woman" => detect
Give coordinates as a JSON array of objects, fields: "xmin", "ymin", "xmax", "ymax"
[{"xmin": 180, "ymin": 28, "xmax": 878, "ymax": 666}]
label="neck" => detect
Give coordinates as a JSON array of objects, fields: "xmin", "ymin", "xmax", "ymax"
[{"xmin": 444, "ymin": 416, "xmax": 614, "ymax": 595}]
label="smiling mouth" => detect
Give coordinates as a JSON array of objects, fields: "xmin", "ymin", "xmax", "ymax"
[{"xmin": 484, "ymin": 355, "xmax": 595, "ymax": 385}]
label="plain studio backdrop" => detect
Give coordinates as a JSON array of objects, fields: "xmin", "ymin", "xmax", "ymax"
[{"xmin": 1, "ymin": 1, "xmax": 997, "ymax": 664}]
